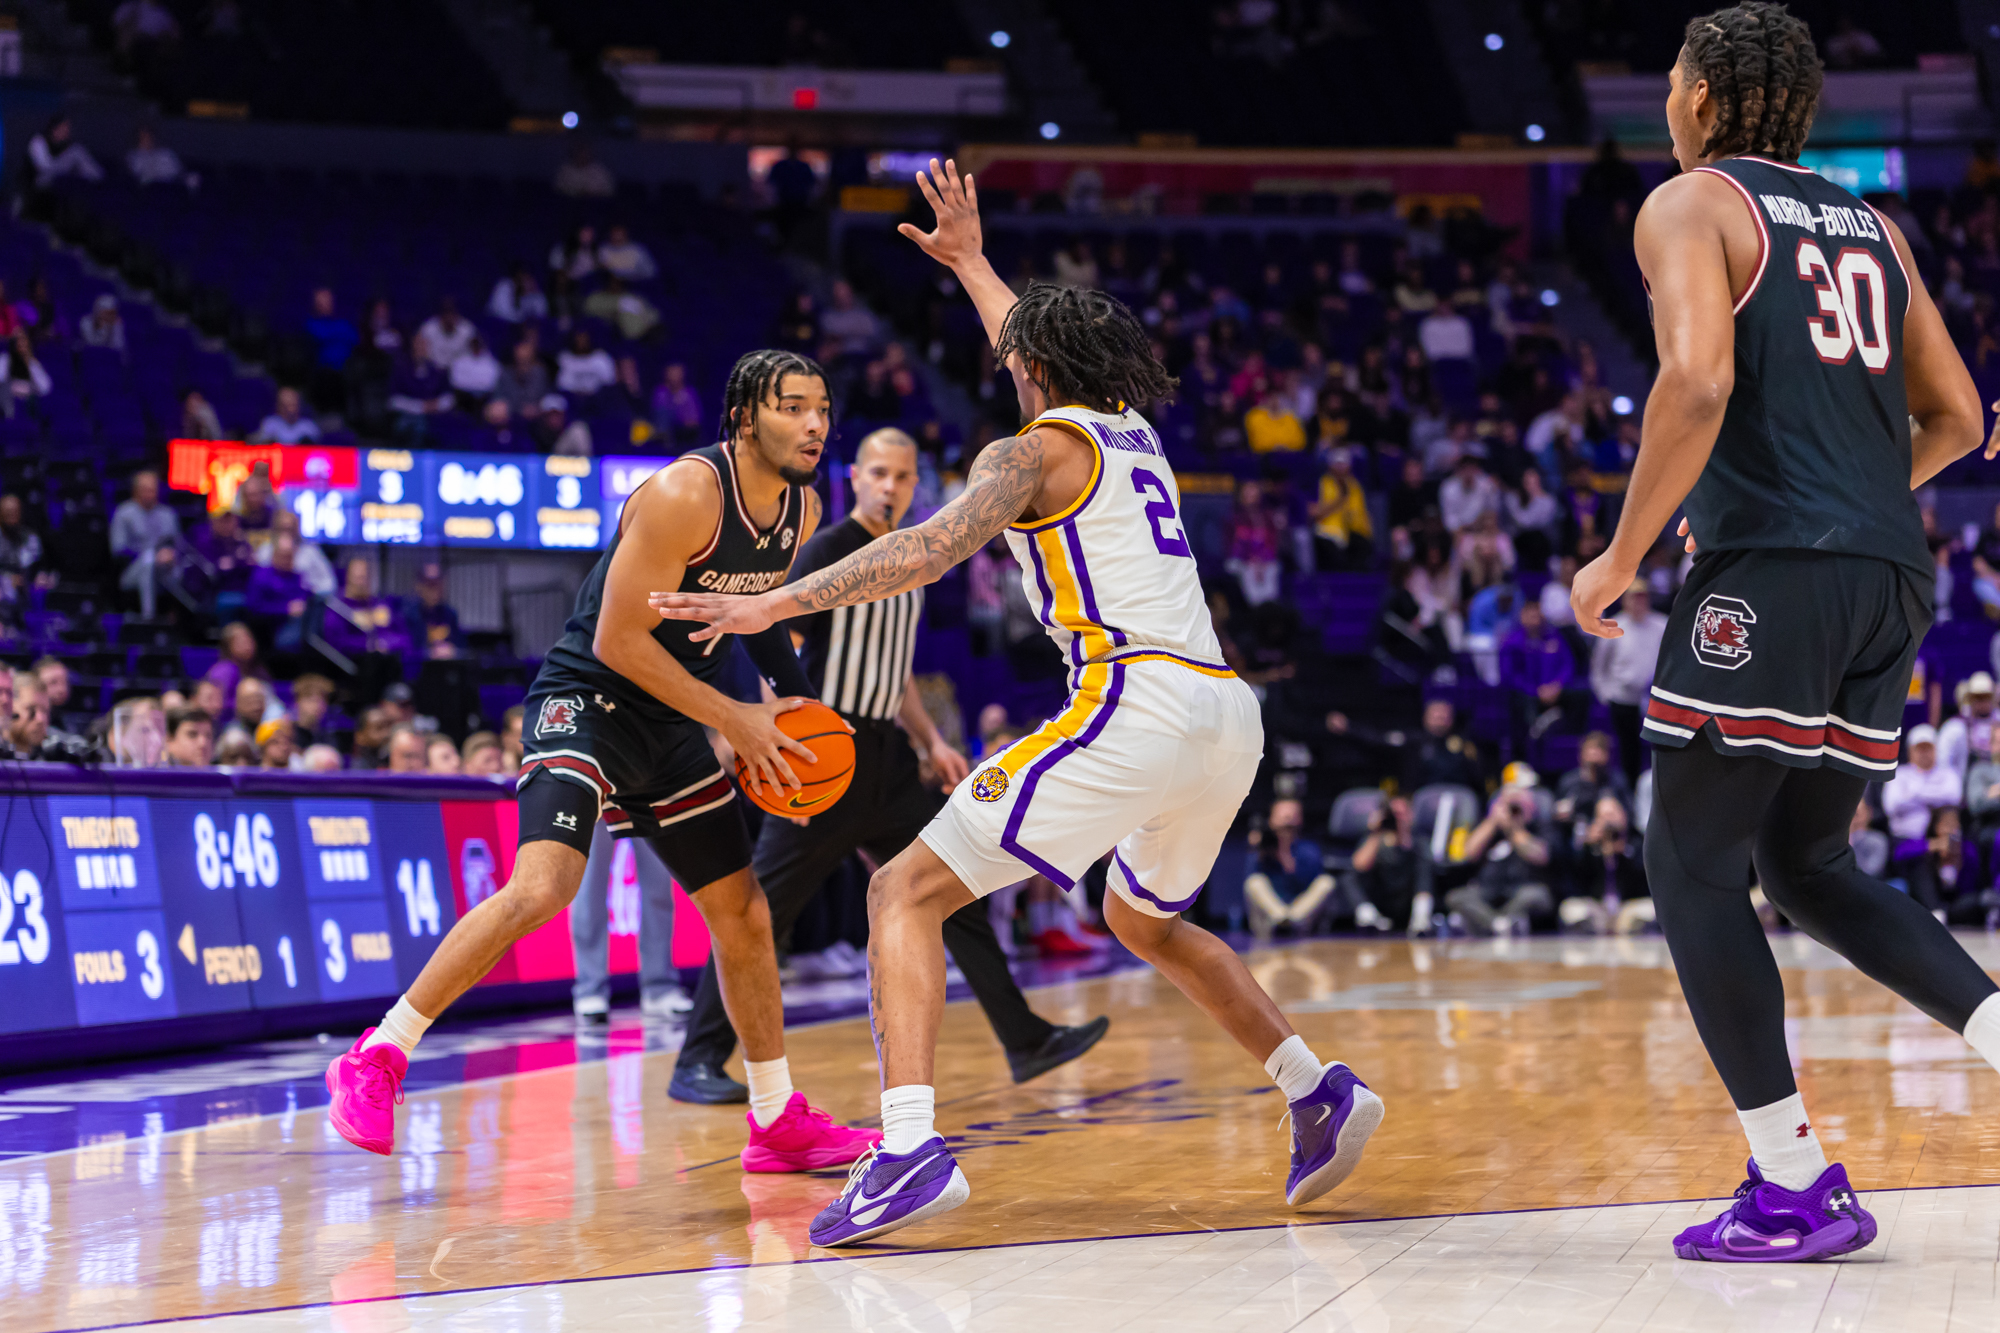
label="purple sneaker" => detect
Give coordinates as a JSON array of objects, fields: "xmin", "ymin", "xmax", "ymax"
[
  {"xmin": 1674, "ymin": 1160, "xmax": 1877, "ymax": 1262},
  {"xmin": 808, "ymin": 1137, "xmax": 970, "ymax": 1248},
  {"xmin": 1285, "ymin": 1062, "xmax": 1385, "ymax": 1206}
]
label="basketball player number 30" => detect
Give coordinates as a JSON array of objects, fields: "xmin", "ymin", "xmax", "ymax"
[
  {"xmin": 1796, "ymin": 240, "xmax": 1890, "ymax": 372},
  {"xmin": 1132, "ymin": 469, "xmax": 1192, "ymax": 558}
]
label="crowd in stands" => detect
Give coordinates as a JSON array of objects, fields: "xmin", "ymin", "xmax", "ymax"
[
  {"xmin": 0, "ymin": 446, "xmax": 530, "ymax": 778},
  {"xmin": 0, "ymin": 635, "xmax": 527, "ymax": 779}
]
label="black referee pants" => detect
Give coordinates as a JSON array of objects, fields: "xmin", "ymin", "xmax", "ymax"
[{"xmin": 673, "ymin": 719, "xmax": 1056, "ymax": 1073}]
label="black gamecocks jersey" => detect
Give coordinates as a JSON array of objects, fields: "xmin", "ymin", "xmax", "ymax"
[
  {"xmin": 536, "ymin": 442, "xmax": 806, "ymax": 722},
  {"xmin": 1672, "ymin": 154, "xmax": 1929, "ymax": 585}
]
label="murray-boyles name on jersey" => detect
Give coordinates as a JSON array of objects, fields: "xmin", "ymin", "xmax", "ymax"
[{"xmin": 1674, "ymin": 154, "xmax": 1929, "ymax": 586}]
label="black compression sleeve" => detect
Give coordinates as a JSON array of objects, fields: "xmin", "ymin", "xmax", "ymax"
[{"xmin": 739, "ymin": 623, "xmax": 816, "ymax": 699}]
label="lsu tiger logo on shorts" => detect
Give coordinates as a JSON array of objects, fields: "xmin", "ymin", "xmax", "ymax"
[
  {"xmin": 535, "ymin": 695, "xmax": 587, "ymax": 737},
  {"xmin": 970, "ymin": 767, "xmax": 1009, "ymax": 802},
  {"xmin": 1693, "ymin": 595, "xmax": 1756, "ymax": 670}
]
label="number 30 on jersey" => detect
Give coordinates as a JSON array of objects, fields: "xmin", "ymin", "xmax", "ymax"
[{"xmin": 1795, "ymin": 240, "xmax": 1890, "ymax": 373}]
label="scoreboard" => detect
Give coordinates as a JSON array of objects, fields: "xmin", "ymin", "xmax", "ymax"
[
  {"xmin": 0, "ymin": 769, "xmax": 541, "ymax": 1037},
  {"xmin": 167, "ymin": 442, "xmax": 674, "ymax": 552},
  {"xmin": 356, "ymin": 449, "xmax": 603, "ymax": 549}
]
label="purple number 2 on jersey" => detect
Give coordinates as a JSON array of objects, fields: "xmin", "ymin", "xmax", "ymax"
[{"xmin": 1132, "ymin": 468, "xmax": 1191, "ymax": 558}]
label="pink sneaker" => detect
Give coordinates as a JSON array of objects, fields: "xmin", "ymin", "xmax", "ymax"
[
  {"xmin": 740, "ymin": 1092, "xmax": 882, "ymax": 1173},
  {"xmin": 325, "ymin": 1029, "xmax": 408, "ymax": 1155}
]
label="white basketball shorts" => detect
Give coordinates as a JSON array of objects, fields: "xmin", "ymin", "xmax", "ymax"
[{"xmin": 920, "ymin": 653, "xmax": 1263, "ymax": 918}]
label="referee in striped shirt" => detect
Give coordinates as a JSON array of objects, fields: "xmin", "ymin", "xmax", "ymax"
[{"xmin": 669, "ymin": 428, "xmax": 1109, "ymax": 1103}]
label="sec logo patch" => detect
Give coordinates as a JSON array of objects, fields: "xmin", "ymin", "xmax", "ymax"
[{"xmin": 971, "ymin": 767, "xmax": 1009, "ymax": 802}]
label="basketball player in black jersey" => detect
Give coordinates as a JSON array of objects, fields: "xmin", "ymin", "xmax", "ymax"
[
  {"xmin": 1572, "ymin": 4, "xmax": 2000, "ymax": 1262},
  {"xmin": 324, "ymin": 350, "xmax": 881, "ymax": 1174}
]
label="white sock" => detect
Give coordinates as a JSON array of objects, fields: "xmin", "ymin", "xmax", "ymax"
[
  {"xmin": 1739, "ymin": 1092, "xmax": 1827, "ymax": 1191},
  {"xmin": 880, "ymin": 1084, "xmax": 936, "ymax": 1155},
  {"xmin": 1265, "ymin": 1034, "xmax": 1332, "ymax": 1102},
  {"xmin": 362, "ymin": 996, "xmax": 433, "ymax": 1057},
  {"xmin": 745, "ymin": 1056, "xmax": 794, "ymax": 1129},
  {"xmin": 1964, "ymin": 993, "xmax": 2000, "ymax": 1072}
]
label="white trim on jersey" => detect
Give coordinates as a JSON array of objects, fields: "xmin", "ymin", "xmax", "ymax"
[
  {"xmin": 652, "ymin": 789, "xmax": 735, "ymax": 826},
  {"xmin": 675, "ymin": 454, "xmax": 725, "ymax": 565},
  {"xmin": 523, "ymin": 748, "xmax": 614, "ymax": 798},
  {"xmin": 1866, "ymin": 202, "xmax": 1914, "ymax": 316},
  {"xmin": 1693, "ymin": 166, "xmax": 1770, "ymax": 315},
  {"xmin": 1738, "ymin": 154, "xmax": 1817, "ymax": 175},
  {"xmin": 1648, "ymin": 686, "xmax": 1899, "ymax": 740}
]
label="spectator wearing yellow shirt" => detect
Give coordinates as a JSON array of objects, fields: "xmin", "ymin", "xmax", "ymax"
[
  {"xmin": 1311, "ymin": 447, "xmax": 1373, "ymax": 570},
  {"xmin": 1313, "ymin": 385, "xmax": 1352, "ymax": 448},
  {"xmin": 1244, "ymin": 381, "xmax": 1306, "ymax": 454}
]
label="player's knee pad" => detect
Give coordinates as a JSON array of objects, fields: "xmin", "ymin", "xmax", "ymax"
[{"xmin": 516, "ymin": 766, "xmax": 600, "ymax": 858}]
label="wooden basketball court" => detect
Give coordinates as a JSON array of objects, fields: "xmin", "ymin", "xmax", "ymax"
[{"xmin": 9, "ymin": 935, "xmax": 2000, "ymax": 1332}]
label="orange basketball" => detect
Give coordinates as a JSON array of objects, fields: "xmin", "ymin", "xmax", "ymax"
[{"xmin": 734, "ymin": 700, "xmax": 855, "ymax": 818}]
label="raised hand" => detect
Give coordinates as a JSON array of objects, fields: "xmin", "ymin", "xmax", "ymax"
[
  {"xmin": 897, "ymin": 158, "xmax": 984, "ymax": 269},
  {"xmin": 651, "ymin": 589, "xmax": 780, "ymax": 643}
]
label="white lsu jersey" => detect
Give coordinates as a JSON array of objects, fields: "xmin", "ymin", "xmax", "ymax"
[
  {"xmin": 1003, "ymin": 404, "xmax": 1226, "ymax": 673},
  {"xmin": 921, "ymin": 403, "xmax": 1258, "ymax": 916}
]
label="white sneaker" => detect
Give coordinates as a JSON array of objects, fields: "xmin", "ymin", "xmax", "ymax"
[
  {"xmin": 1354, "ymin": 901, "xmax": 1388, "ymax": 932},
  {"xmin": 1407, "ymin": 891, "xmax": 1434, "ymax": 937},
  {"xmin": 642, "ymin": 989, "xmax": 693, "ymax": 1020}
]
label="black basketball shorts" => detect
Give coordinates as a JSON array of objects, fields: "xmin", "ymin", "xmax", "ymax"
[
  {"xmin": 1641, "ymin": 549, "xmax": 1931, "ymax": 780},
  {"xmin": 516, "ymin": 689, "xmax": 753, "ymax": 891}
]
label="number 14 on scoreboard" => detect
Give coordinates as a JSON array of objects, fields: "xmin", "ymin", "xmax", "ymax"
[{"xmin": 396, "ymin": 858, "xmax": 441, "ymax": 937}]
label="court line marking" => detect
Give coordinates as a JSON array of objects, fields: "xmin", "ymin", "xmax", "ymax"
[
  {"xmin": 36, "ymin": 1179, "xmax": 2000, "ymax": 1333},
  {"xmin": 0, "ymin": 957, "xmax": 1149, "ymax": 1165},
  {"xmin": 0, "ymin": 1005, "xmax": 961, "ymax": 1167}
]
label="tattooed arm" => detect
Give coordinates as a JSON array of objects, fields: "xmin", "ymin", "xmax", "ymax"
[{"xmin": 652, "ymin": 429, "xmax": 1050, "ymax": 641}]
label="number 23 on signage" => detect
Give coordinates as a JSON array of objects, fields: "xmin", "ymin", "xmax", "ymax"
[{"xmin": 0, "ymin": 868, "xmax": 49, "ymax": 966}]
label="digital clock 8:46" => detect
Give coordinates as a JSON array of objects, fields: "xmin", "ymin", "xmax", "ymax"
[{"xmin": 193, "ymin": 812, "xmax": 281, "ymax": 890}]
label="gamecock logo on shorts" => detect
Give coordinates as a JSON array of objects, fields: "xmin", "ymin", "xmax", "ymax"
[
  {"xmin": 971, "ymin": 766, "xmax": 1009, "ymax": 802},
  {"xmin": 1692, "ymin": 595, "xmax": 1756, "ymax": 670},
  {"xmin": 535, "ymin": 695, "xmax": 586, "ymax": 737}
]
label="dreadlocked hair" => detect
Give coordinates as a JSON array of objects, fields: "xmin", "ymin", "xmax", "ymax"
[
  {"xmin": 994, "ymin": 282, "xmax": 1178, "ymax": 414},
  {"xmin": 1680, "ymin": 3, "xmax": 1822, "ymax": 162},
  {"xmin": 719, "ymin": 348, "xmax": 828, "ymax": 441}
]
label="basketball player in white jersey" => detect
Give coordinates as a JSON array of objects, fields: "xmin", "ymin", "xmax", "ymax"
[{"xmin": 654, "ymin": 160, "xmax": 1382, "ymax": 1245}]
